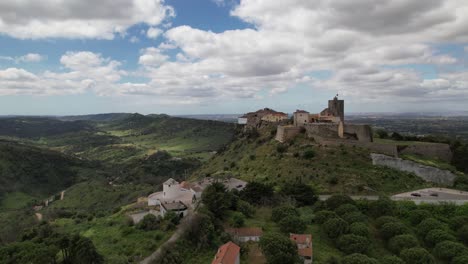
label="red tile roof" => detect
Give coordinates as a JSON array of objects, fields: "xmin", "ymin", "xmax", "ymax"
[
  {"xmin": 212, "ymin": 241, "xmax": 240, "ymax": 264},
  {"xmin": 295, "ymin": 110, "xmax": 309, "ymax": 113},
  {"xmin": 226, "ymin": 227, "xmax": 263, "ymax": 237},
  {"xmin": 290, "ymin": 234, "xmax": 313, "ymax": 257}
]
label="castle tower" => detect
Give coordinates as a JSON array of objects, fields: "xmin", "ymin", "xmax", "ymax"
[
  {"xmin": 162, "ymin": 178, "xmax": 180, "ymax": 200},
  {"xmin": 328, "ymin": 96, "xmax": 344, "ymax": 123}
]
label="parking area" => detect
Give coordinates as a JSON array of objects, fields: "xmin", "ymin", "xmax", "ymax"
[{"xmin": 392, "ymin": 188, "xmax": 468, "ymax": 204}]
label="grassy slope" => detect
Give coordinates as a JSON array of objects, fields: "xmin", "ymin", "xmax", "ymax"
[{"xmin": 194, "ymin": 128, "xmax": 433, "ymax": 195}]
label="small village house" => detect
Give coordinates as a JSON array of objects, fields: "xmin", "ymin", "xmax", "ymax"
[
  {"xmin": 212, "ymin": 241, "xmax": 240, "ymax": 264},
  {"xmin": 226, "ymin": 227, "xmax": 263, "ymax": 243},
  {"xmin": 290, "ymin": 233, "xmax": 313, "ymax": 264}
]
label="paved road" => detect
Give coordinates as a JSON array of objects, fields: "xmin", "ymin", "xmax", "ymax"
[
  {"xmin": 318, "ymin": 194, "xmax": 468, "ymax": 205},
  {"xmin": 139, "ymin": 211, "xmax": 194, "ymax": 264}
]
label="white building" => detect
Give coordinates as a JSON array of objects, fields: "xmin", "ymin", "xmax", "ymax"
[
  {"xmin": 226, "ymin": 227, "xmax": 263, "ymax": 243},
  {"xmin": 160, "ymin": 201, "xmax": 188, "ymax": 218},
  {"xmin": 148, "ymin": 178, "xmax": 197, "ymax": 207}
]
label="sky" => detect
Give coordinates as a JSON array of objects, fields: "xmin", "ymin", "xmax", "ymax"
[{"xmin": 0, "ymin": 0, "xmax": 467, "ymax": 115}]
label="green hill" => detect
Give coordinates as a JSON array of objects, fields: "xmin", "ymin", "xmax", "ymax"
[{"xmin": 193, "ymin": 126, "xmax": 434, "ymax": 195}]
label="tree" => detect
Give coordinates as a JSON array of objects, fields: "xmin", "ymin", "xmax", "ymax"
[
  {"xmin": 391, "ymin": 132, "xmax": 404, "ymax": 141},
  {"xmin": 388, "ymin": 234, "xmax": 419, "ymax": 254},
  {"xmin": 201, "ymin": 182, "xmax": 231, "ymax": 218},
  {"xmin": 341, "ymin": 253, "xmax": 378, "ymax": 264},
  {"xmin": 453, "ymin": 255, "xmax": 468, "ymax": 264},
  {"xmin": 68, "ymin": 235, "xmax": 104, "ymax": 264},
  {"xmin": 408, "ymin": 210, "xmax": 432, "ymax": 226},
  {"xmin": 458, "ymin": 224, "xmax": 468, "ymax": 244},
  {"xmin": 425, "ymin": 229, "xmax": 456, "ymax": 247},
  {"xmin": 280, "ymin": 182, "xmax": 318, "ymax": 206},
  {"xmin": 400, "ymin": 247, "xmax": 435, "ymax": 264},
  {"xmin": 278, "ymin": 215, "xmax": 307, "ymax": 234},
  {"xmin": 368, "ymin": 196, "xmax": 395, "ymax": 218},
  {"xmin": 136, "ymin": 214, "xmax": 161, "ymax": 231},
  {"xmin": 380, "ymin": 222, "xmax": 409, "ymax": 241},
  {"xmin": 380, "ymin": 255, "xmax": 404, "ymax": 264},
  {"xmin": 164, "ymin": 211, "xmax": 181, "ymax": 226},
  {"xmin": 337, "ymin": 234, "xmax": 369, "ymax": 254},
  {"xmin": 349, "ymin": 222, "xmax": 369, "ymax": 238},
  {"xmin": 236, "ymin": 200, "xmax": 255, "ymax": 218},
  {"xmin": 335, "ymin": 204, "xmax": 359, "ymax": 216},
  {"xmin": 323, "ymin": 218, "xmax": 349, "ymax": 240},
  {"xmin": 185, "ymin": 213, "xmax": 216, "ymax": 248},
  {"xmin": 417, "ymin": 218, "xmax": 447, "ymax": 237},
  {"xmin": 271, "ymin": 205, "xmax": 300, "ymax": 222},
  {"xmin": 326, "ymin": 195, "xmax": 355, "ymax": 210},
  {"xmin": 230, "ymin": 212, "xmax": 245, "ymax": 228},
  {"xmin": 302, "ymin": 149, "xmax": 315, "ymax": 159},
  {"xmin": 259, "ymin": 233, "xmax": 301, "ymax": 264},
  {"xmin": 240, "ymin": 182, "xmax": 274, "ymax": 205},
  {"xmin": 375, "ymin": 216, "xmax": 399, "ymax": 228},
  {"xmin": 433, "ymin": 241, "xmax": 468, "ymax": 261},
  {"xmin": 450, "ymin": 215, "xmax": 468, "ymax": 230},
  {"xmin": 314, "ymin": 210, "xmax": 339, "ymax": 224},
  {"xmin": 375, "ymin": 129, "xmax": 389, "ymax": 139},
  {"xmin": 342, "ymin": 212, "xmax": 367, "ymax": 224}
]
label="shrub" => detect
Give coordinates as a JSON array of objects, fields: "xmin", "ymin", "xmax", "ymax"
[
  {"xmin": 314, "ymin": 210, "xmax": 339, "ymax": 224},
  {"xmin": 349, "ymin": 222, "xmax": 369, "ymax": 238},
  {"xmin": 458, "ymin": 224, "xmax": 468, "ymax": 244},
  {"xmin": 136, "ymin": 214, "xmax": 161, "ymax": 231},
  {"xmin": 323, "ymin": 218, "xmax": 349, "ymax": 240},
  {"xmin": 342, "ymin": 212, "xmax": 367, "ymax": 224},
  {"xmin": 280, "ymin": 182, "xmax": 318, "ymax": 206},
  {"xmin": 450, "ymin": 216, "xmax": 468, "ymax": 230},
  {"xmin": 341, "ymin": 253, "xmax": 378, "ymax": 264},
  {"xmin": 368, "ymin": 196, "xmax": 395, "ymax": 218},
  {"xmin": 279, "ymin": 215, "xmax": 307, "ymax": 234},
  {"xmin": 417, "ymin": 218, "xmax": 447, "ymax": 237},
  {"xmin": 335, "ymin": 204, "xmax": 359, "ymax": 216},
  {"xmin": 379, "ymin": 255, "xmax": 404, "ymax": 264},
  {"xmin": 259, "ymin": 233, "xmax": 301, "ymax": 264},
  {"xmin": 425, "ymin": 229, "xmax": 456, "ymax": 247},
  {"xmin": 325, "ymin": 256, "xmax": 341, "ymax": 264},
  {"xmin": 408, "ymin": 210, "xmax": 432, "ymax": 225},
  {"xmin": 337, "ymin": 234, "xmax": 370, "ymax": 254},
  {"xmin": 276, "ymin": 144, "xmax": 288, "ymax": 153},
  {"xmin": 375, "ymin": 216, "xmax": 399, "ymax": 229},
  {"xmin": 240, "ymin": 182, "xmax": 274, "ymax": 205},
  {"xmin": 433, "ymin": 241, "xmax": 468, "ymax": 261},
  {"xmin": 380, "ymin": 222, "xmax": 409, "ymax": 241},
  {"xmin": 388, "ymin": 234, "xmax": 419, "ymax": 254},
  {"xmin": 271, "ymin": 205, "xmax": 299, "ymax": 222},
  {"xmin": 326, "ymin": 195, "xmax": 355, "ymax": 210},
  {"xmin": 400, "ymin": 247, "xmax": 435, "ymax": 264},
  {"xmin": 303, "ymin": 149, "xmax": 315, "ymax": 159}
]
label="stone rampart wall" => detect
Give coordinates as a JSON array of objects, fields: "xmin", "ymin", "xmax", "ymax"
[{"xmin": 399, "ymin": 143, "xmax": 452, "ymax": 162}]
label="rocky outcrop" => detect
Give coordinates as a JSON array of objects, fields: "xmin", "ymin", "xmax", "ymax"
[{"xmin": 370, "ymin": 153, "xmax": 457, "ymax": 185}]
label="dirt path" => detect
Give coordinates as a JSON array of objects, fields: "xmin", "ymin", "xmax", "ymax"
[{"xmin": 139, "ymin": 211, "xmax": 194, "ymax": 264}]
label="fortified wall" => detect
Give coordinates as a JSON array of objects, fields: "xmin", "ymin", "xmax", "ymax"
[
  {"xmin": 371, "ymin": 153, "xmax": 457, "ymax": 185},
  {"xmin": 399, "ymin": 143, "xmax": 452, "ymax": 162},
  {"xmin": 275, "ymin": 125, "xmax": 301, "ymax": 143}
]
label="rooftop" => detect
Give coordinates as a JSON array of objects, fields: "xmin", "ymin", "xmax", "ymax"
[
  {"xmin": 161, "ymin": 201, "xmax": 188, "ymax": 211},
  {"xmin": 163, "ymin": 178, "xmax": 179, "ymax": 186},
  {"xmin": 212, "ymin": 241, "xmax": 240, "ymax": 264},
  {"xmin": 290, "ymin": 234, "xmax": 313, "ymax": 257}
]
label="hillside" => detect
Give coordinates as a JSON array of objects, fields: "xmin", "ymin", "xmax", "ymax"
[{"xmin": 194, "ymin": 126, "xmax": 436, "ymax": 195}]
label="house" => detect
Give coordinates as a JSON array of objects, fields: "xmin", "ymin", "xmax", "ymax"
[
  {"xmin": 212, "ymin": 241, "xmax": 240, "ymax": 264},
  {"xmin": 290, "ymin": 233, "xmax": 313, "ymax": 264},
  {"xmin": 226, "ymin": 227, "xmax": 263, "ymax": 242},
  {"xmin": 160, "ymin": 201, "xmax": 188, "ymax": 218},
  {"xmin": 148, "ymin": 178, "xmax": 197, "ymax": 207}
]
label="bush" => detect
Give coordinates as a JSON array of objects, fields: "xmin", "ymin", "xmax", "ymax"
[
  {"xmin": 408, "ymin": 210, "xmax": 432, "ymax": 225},
  {"xmin": 323, "ymin": 218, "xmax": 349, "ymax": 240},
  {"xmin": 341, "ymin": 253, "xmax": 378, "ymax": 264},
  {"xmin": 450, "ymin": 216, "xmax": 468, "ymax": 230},
  {"xmin": 368, "ymin": 196, "xmax": 395, "ymax": 218},
  {"xmin": 379, "ymin": 256, "xmax": 404, "ymax": 264},
  {"xmin": 458, "ymin": 224, "xmax": 468, "ymax": 244},
  {"xmin": 388, "ymin": 234, "xmax": 419, "ymax": 254},
  {"xmin": 259, "ymin": 233, "xmax": 301, "ymax": 264},
  {"xmin": 380, "ymin": 222, "xmax": 409, "ymax": 241},
  {"xmin": 433, "ymin": 241, "xmax": 468, "ymax": 261},
  {"xmin": 278, "ymin": 215, "xmax": 307, "ymax": 234},
  {"xmin": 326, "ymin": 195, "xmax": 355, "ymax": 210},
  {"xmin": 271, "ymin": 205, "xmax": 300, "ymax": 222},
  {"xmin": 276, "ymin": 144, "xmax": 288, "ymax": 153},
  {"xmin": 136, "ymin": 214, "xmax": 161, "ymax": 231},
  {"xmin": 236, "ymin": 200, "xmax": 255, "ymax": 218},
  {"xmin": 314, "ymin": 210, "xmax": 339, "ymax": 224},
  {"xmin": 349, "ymin": 223, "xmax": 369, "ymax": 238},
  {"xmin": 303, "ymin": 149, "xmax": 316, "ymax": 159},
  {"xmin": 342, "ymin": 212, "xmax": 367, "ymax": 224},
  {"xmin": 375, "ymin": 216, "xmax": 399, "ymax": 229},
  {"xmin": 337, "ymin": 234, "xmax": 370, "ymax": 254},
  {"xmin": 280, "ymin": 182, "xmax": 318, "ymax": 206},
  {"xmin": 400, "ymin": 247, "xmax": 435, "ymax": 264},
  {"xmin": 230, "ymin": 212, "xmax": 245, "ymax": 227},
  {"xmin": 240, "ymin": 182, "xmax": 274, "ymax": 205},
  {"xmin": 325, "ymin": 256, "xmax": 341, "ymax": 264},
  {"xmin": 425, "ymin": 229, "xmax": 456, "ymax": 247},
  {"xmin": 335, "ymin": 204, "xmax": 359, "ymax": 216},
  {"xmin": 417, "ymin": 218, "xmax": 447, "ymax": 237}
]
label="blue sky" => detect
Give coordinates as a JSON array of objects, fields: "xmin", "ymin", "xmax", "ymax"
[{"xmin": 0, "ymin": 0, "xmax": 467, "ymax": 115}]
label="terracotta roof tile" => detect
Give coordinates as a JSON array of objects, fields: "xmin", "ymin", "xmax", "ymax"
[{"xmin": 212, "ymin": 241, "xmax": 240, "ymax": 264}]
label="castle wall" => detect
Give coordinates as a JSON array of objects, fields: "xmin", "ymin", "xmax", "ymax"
[
  {"xmin": 276, "ymin": 125, "xmax": 301, "ymax": 143},
  {"xmin": 305, "ymin": 123, "xmax": 340, "ymax": 139},
  {"xmin": 344, "ymin": 124, "xmax": 373, "ymax": 142},
  {"xmin": 314, "ymin": 136, "xmax": 399, "ymax": 157},
  {"xmin": 371, "ymin": 153, "xmax": 456, "ymax": 185},
  {"xmin": 294, "ymin": 112, "xmax": 310, "ymax": 127},
  {"xmin": 328, "ymin": 99, "xmax": 344, "ymax": 122},
  {"xmin": 398, "ymin": 143, "xmax": 452, "ymax": 162}
]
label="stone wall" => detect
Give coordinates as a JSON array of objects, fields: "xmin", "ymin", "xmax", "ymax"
[
  {"xmin": 315, "ymin": 137, "xmax": 399, "ymax": 157},
  {"xmin": 305, "ymin": 123, "xmax": 340, "ymax": 139},
  {"xmin": 399, "ymin": 143, "xmax": 452, "ymax": 162},
  {"xmin": 370, "ymin": 153, "xmax": 457, "ymax": 185},
  {"xmin": 344, "ymin": 124, "xmax": 373, "ymax": 142},
  {"xmin": 275, "ymin": 125, "xmax": 301, "ymax": 142}
]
